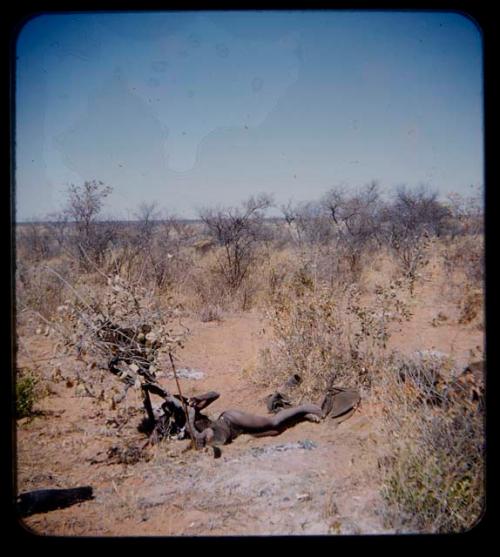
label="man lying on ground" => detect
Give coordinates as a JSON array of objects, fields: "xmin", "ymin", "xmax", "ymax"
[{"xmin": 185, "ymin": 387, "xmax": 360, "ymax": 449}]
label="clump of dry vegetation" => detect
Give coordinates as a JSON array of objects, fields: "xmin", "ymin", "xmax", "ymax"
[
  {"xmin": 440, "ymin": 188, "xmax": 484, "ymax": 324},
  {"xmin": 375, "ymin": 352, "xmax": 485, "ymax": 533},
  {"xmin": 257, "ymin": 273, "xmax": 412, "ymax": 399},
  {"xmin": 458, "ymin": 287, "xmax": 484, "ymax": 326}
]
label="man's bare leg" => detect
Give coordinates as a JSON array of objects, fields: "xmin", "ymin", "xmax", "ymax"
[
  {"xmin": 272, "ymin": 404, "xmax": 323, "ymax": 424},
  {"xmin": 188, "ymin": 391, "xmax": 220, "ymax": 410},
  {"xmin": 221, "ymin": 403, "xmax": 323, "ymax": 434},
  {"xmin": 191, "ymin": 404, "xmax": 324, "ymax": 448}
]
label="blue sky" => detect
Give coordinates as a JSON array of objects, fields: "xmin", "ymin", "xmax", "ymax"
[{"xmin": 15, "ymin": 10, "xmax": 483, "ymax": 221}]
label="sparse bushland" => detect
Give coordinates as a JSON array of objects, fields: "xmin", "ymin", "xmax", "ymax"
[
  {"xmin": 17, "ymin": 220, "xmax": 53, "ymax": 263},
  {"xmin": 442, "ymin": 233, "xmax": 484, "ymax": 290},
  {"xmin": 180, "ymin": 249, "xmax": 232, "ymax": 317},
  {"xmin": 437, "ymin": 234, "xmax": 484, "ymax": 332},
  {"xmin": 15, "ymin": 180, "xmax": 485, "ymax": 534},
  {"xmin": 281, "ymin": 182, "xmax": 382, "ymax": 285},
  {"xmin": 16, "ymin": 181, "xmax": 483, "ymax": 323},
  {"xmin": 125, "ymin": 203, "xmax": 197, "ymax": 292},
  {"xmin": 438, "ymin": 189, "xmax": 484, "ymax": 319}
]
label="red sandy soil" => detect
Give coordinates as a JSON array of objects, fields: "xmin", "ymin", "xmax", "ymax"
[{"xmin": 15, "ymin": 266, "xmax": 483, "ymax": 537}]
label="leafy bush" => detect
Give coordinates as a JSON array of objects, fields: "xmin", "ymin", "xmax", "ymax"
[
  {"xmin": 51, "ymin": 271, "xmax": 186, "ymax": 401},
  {"xmin": 16, "ymin": 370, "xmax": 39, "ymax": 418}
]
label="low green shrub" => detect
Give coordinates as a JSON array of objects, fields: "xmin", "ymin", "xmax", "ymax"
[{"xmin": 16, "ymin": 370, "xmax": 39, "ymax": 419}]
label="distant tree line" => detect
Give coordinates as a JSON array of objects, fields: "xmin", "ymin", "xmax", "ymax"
[{"xmin": 17, "ymin": 179, "xmax": 483, "ymax": 290}]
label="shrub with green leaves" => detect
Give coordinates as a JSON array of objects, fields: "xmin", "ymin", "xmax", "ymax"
[{"xmin": 16, "ymin": 370, "xmax": 39, "ymax": 419}]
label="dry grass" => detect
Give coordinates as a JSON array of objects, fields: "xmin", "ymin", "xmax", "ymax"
[
  {"xmin": 439, "ymin": 234, "xmax": 484, "ymax": 324},
  {"xmin": 442, "ymin": 234, "xmax": 484, "ymax": 289},
  {"xmin": 255, "ymin": 264, "xmax": 413, "ymax": 399},
  {"xmin": 458, "ymin": 287, "xmax": 484, "ymax": 326},
  {"xmin": 374, "ymin": 352, "xmax": 485, "ymax": 533},
  {"xmin": 168, "ymin": 248, "xmax": 233, "ymax": 317}
]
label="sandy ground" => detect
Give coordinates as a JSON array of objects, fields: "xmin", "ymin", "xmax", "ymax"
[{"xmin": 15, "ymin": 264, "xmax": 484, "ymax": 537}]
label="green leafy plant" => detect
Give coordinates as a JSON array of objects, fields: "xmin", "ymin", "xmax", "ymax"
[{"xmin": 16, "ymin": 370, "xmax": 39, "ymax": 419}]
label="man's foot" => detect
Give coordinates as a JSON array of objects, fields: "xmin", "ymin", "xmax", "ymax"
[{"xmin": 305, "ymin": 413, "xmax": 322, "ymax": 423}]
